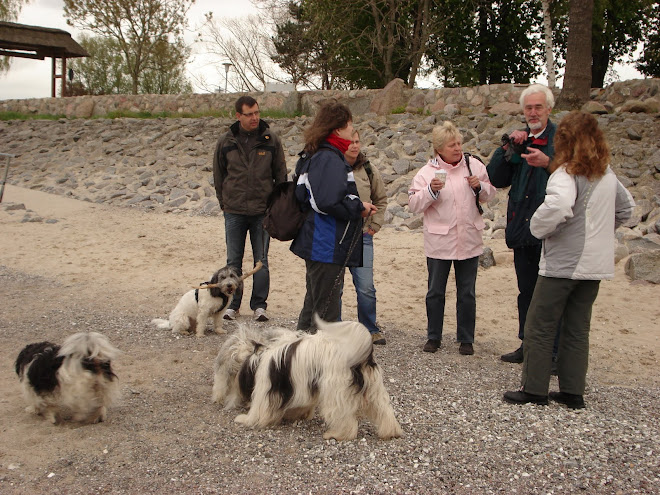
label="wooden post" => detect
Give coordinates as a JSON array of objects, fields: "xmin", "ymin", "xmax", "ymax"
[
  {"xmin": 62, "ymin": 57, "xmax": 67, "ymax": 97},
  {"xmin": 51, "ymin": 57, "xmax": 56, "ymax": 97}
]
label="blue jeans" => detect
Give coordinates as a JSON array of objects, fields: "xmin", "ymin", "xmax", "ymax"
[
  {"xmin": 224, "ymin": 212, "xmax": 269, "ymax": 311},
  {"xmin": 341, "ymin": 234, "xmax": 379, "ymax": 334},
  {"xmin": 426, "ymin": 256, "xmax": 479, "ymax": 343}
]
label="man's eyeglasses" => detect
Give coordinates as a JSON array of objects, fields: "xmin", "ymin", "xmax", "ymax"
[{"xmin": 241, "ymin": 110, "xmax": 260, "ymax": 118}]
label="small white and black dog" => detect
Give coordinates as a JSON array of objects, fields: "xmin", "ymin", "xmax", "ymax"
[
  {"xmin": 212, "ymin": 316, "xmax": 403, "ymax": 441},
  {"xmin": 152, "ymin": 263, "xmax": 261, "ymax": 337},
  {"xmin": 15, "ymin": 332, "xmax": 120, "ymax": 424}
]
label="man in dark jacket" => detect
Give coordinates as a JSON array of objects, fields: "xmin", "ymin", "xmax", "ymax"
[
  {"xmin": 213, "ymin": 96, "xmax": 287, "ymax": 322},
  {"xmin": 487, "ymin": 84, "xmax": 556, "ymax": 363}
]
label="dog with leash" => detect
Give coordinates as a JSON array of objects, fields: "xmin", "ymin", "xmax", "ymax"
[{"xmin": 152, "ymin": 262, "xmax": 262, "ymax": 337}]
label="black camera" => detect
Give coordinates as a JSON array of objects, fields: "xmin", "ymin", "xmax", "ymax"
[{"xmin": 501, "ymin": 133, "xmax": 528, "ymax": 156}]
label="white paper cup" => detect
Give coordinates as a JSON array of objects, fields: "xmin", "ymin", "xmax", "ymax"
[{"xmin": 435, "ymin": 170, "xmax": 447, "ymax": 185}]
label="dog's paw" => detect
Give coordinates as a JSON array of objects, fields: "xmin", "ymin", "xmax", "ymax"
[
  {"xmin": 234, "ymin": 414, "xmax": 249, "ymax": 425},
  {"xmin": 213, "ymin": 326, "xmax": 227, "ymax": 335}
]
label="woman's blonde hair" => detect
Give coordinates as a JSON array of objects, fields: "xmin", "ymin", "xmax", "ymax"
[
  {"xmin": 432, "ymin": 121, "xmax": 462, "ymax": 154},
  {"xmin": 549, "ymin": 111, "xmax": 610, "ymax": 180}
]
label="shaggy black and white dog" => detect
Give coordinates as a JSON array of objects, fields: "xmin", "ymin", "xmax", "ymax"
[
  {"xmin": 152, "ymin": 265, "xmax": 244, "ymax": 337},
  {"xmin": 15, "ymin": 332, "xmax": 120, "ymax": 424},
  {"xmin": 212, "ymin": 317, "xmax": 403, "ymax": 441}
]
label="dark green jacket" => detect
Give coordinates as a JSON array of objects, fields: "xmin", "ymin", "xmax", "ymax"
[{"xmin": 487, "ymin": 120, "xmax": 556, "ymax": 248}]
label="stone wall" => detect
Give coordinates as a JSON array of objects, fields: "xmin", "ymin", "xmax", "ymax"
[{"xmin": 1, "ymin": 78, "xmax": 659, "ymax": 118}]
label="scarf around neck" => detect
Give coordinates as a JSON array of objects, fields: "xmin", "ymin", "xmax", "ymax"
[{"xmin": 325, "ymin": 133, "xmax": 352, "ymax": 154}]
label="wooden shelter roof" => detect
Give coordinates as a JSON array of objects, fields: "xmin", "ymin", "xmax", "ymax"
[{"xmin": 0, "ymin": 21, "xmax": 88, "ymax": 60}]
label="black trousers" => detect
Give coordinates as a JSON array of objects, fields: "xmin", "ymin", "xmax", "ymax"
[
  {"xmin": 513, "ymin": 245, "xmax": 542, "ymax": 341},
  {"xmin": 297, "ymin": 260, "xmax": 345, "ymax": 332}
]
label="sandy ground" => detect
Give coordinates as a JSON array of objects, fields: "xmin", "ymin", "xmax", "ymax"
[{"xmin": 0, "ymin": 184, "xmax": 659, "ymax": 492}]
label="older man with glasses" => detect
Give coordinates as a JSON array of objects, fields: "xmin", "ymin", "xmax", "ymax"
[{"xmin": 213, "ymin": 95, "xmax": 287, "ymax": 322}]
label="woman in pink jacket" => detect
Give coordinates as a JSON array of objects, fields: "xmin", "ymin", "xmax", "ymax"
[{"xmin": 409, "ymin": 121, "xmax": 496, "ymax": 355}]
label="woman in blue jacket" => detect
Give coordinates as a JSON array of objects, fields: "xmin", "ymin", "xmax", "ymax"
[{"xmin": 291, "ymin": 101, "xmax": 377, "ymax": 332}]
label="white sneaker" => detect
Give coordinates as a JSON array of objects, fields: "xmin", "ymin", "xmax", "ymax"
[
  {"xmin": 254, "ymin": 308, "xmax": 269, "ymax": 322},
  {"xmin": 223, "ymin": 309, "xmax": 238, "ymax": 321}
]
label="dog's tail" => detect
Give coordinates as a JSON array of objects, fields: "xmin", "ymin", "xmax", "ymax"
[
  {"xmin": 151, "ymin": 318, "xmax": 171, "ymax": 330},
  {"xmin": 313, "ymin": 315, "xmax": 373, "ymax": 368}
]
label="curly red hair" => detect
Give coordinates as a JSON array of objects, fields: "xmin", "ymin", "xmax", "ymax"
[{"xmin": 549, "ymin": 111, "xmax": 610, "ymax": 180}]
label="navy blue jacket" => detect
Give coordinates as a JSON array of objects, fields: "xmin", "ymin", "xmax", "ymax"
[
  {"xmin": 487, "ymin": 121, "xmax": 556, "ymax": 248},
  {"xmin": 290, "ymin": 142, "xmax": 364, "ymax": 266}
]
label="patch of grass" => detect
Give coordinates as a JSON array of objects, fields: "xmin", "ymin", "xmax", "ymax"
[
  {"xmin": 391, "ymin": 106, "xmax": 407, "ymax": 114},
  {"xmin": 0, "ymin": 108, "xmax": 302, "ymax": 121},
  {"xmin": 0, "ymin": 112, "xmax": 66, "ymax": 121}
]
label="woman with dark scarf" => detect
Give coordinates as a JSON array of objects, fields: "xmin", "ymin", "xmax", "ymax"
[{"xmin": 291, "ymin": 101, "xmax": 377, "ymax": 333}]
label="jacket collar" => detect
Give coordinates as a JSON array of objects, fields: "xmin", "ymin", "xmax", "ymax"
[{"xmin": 229, "ymin": 119, "xmax": 270, "ymax": 137}]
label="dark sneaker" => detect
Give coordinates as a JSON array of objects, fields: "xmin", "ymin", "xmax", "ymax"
[
  {"xmin": 459, "ymin": 343, "xmax": 474, "ymax": 355},
  {"xmin": 371, "ymin": 332, "xmax": 386, "ymax": 345},
  {"xmin": 501, "ymin": 345, "xmax": 524, "ymax": 363},
  {"xmin": 423, "ymin": 339, "xmax": 440, "ymax": 353},
  {"xmin": 503, "ymin": 390, "xmax": 549, "ymax": 406},
  {"xmin": 549, "ymin": 391, "xmax": 585, "ymax": 410}
]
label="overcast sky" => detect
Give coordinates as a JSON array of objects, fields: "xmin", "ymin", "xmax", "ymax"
[{"xmin": 0, "ymin": 0, "xmax": 646, "ymax": 100}]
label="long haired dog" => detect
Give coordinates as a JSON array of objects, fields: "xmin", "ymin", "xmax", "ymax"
[
  {"xmin": 212, "ymin": 316, "xmax": 403, "ymax": 441},
  {"xmin": 15, "ymin": 332, "xmax": 120, "ymax": 424},
  {"xmin": 152, "ymin": 265, "xmax": 244, "ymax": 337}
]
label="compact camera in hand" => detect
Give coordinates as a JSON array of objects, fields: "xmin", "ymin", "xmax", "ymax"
[{"xmin": 501, "ymin": 133, "xmax": 529, "ymax": 155}]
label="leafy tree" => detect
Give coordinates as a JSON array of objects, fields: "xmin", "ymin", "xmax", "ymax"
[
  {"xmin": 0, "ymin": 0, "xmax": 30, "ymax": 21},
  {"xmin": 427, "ymin": 0, "xmax": 542, "ymax": 87},
  {"xmin": 556, "ymin": 0, "xmax": 593, "ymax": 109},
  {"xmin": 69, "ymin": 35, "xmax": 131, "ymax": 94},
  {"xmin": 590, "ymin": 0, "xmax": 655, "ymax": 88},
  {"xmin": 270, "ymin": 0, "xmax": 438, "ymax": 89},
  {"xmin": 636, "ymin": 3, "xmax": 660, "ymax": 76},
  {"xmin": 63, "ymin": 0, "xmax": 194, "ymax": 94},
  {"xmin": 139, "ymin": 37, "xmax": 192, "ymax": 94},
  {"xmin": 69, "ymin": 34, "xmax": 191, "ymax": 95}
]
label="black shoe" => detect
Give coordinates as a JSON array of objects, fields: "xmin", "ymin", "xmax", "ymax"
[
  {"xmin": 503, "ymin": 390, "xmax": 548, "ymax": 406},
  {"xmin": 423, "ymin": 339, "xmax": 440, "ymax": 353},
  {"xmin": 549, "ymin": 391, "xmax": 585, "ymax": 410},
  {"xmin": 501, "ymin": 345, "xmax": 524, "ymax": 363},
  {"xmin": 459, "ymin": 343, "xmax": 474, "ymax": 355}
]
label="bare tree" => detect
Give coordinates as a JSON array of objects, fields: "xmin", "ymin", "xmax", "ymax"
[
  {"xmin": 63, "ymin": 0, "xmax": 194, "ymax": 94},
  {"xmin": 542, "ymin": 0, "xmax": 556, "ymax": 88},
  {"xmin": 200, "ymin": 13, "xmax": 286, "ymax": 92},
  {"xmin": 556, "ymin": 0, "xmax": 594, "ymax": 110}
]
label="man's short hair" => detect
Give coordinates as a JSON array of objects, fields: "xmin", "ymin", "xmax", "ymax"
[
  {"xmin": 235, "ymin": 96, "xmax": 259, "ymax": 114},
  {"xmin": 519, "ymin": 84, "xmax": 554, "ymax": 109}
]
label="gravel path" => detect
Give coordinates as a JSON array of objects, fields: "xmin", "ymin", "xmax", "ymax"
[{"xmin": 1, "ymin": 267, "xmax": 658, "ymax": 494}]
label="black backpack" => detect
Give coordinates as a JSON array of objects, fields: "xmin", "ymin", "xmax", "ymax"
[{"xmin": 262, "ymin": 152, "xmax": 311, "ymax": 241}]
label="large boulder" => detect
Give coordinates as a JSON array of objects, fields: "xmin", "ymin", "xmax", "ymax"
[
  {"xmin": 369, "ymin": 79, "xmax": 406, "ymax": 115},
  {"xmin": 625, "ymin": 251, "xmax": 660, "ymax": 284}
]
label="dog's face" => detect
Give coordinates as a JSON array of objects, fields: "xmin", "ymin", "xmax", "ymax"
[{"xmin": 209, "ymin": 266, "xmax": 242, "ymax": 299}]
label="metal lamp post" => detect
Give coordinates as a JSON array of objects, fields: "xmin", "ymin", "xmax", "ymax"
[{"xmin": 222, "ymin": 63, "xmax": 232, "ymax": 93}]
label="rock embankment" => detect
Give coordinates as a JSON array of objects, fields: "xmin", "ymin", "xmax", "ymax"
[{"xmin": 1, "ymin": 110, "xmax": 659, "ymax": 282}]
